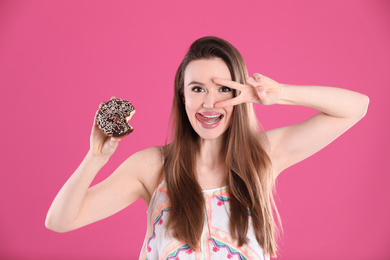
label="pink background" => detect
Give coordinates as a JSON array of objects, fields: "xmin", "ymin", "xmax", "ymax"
[{"xmin": 1, "ymin": 0, "xmax": 389, "ymax": 259}]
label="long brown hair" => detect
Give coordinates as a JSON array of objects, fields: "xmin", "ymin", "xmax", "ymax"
[{"xmin": 163, "ymin": 36, "xmax": 280, "ymax": 257}]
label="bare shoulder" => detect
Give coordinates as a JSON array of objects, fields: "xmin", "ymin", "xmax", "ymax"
[{"xmin": 122, "ymin": 146, "xmax": 164, "ymax": 204}]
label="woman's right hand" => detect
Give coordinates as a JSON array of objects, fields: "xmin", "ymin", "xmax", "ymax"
[{"xmin": 89, "ymin": 97, "xmax": 121, "ymax": 159}]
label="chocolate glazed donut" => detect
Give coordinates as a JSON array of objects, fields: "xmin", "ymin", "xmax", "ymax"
[{"xmin": 96, "ymin": 99, "xmax": 136, "ymax": 138}]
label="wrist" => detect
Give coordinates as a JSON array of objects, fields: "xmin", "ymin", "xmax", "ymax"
[
  {"xmin": 86, "ymin": 150, "xmax": 109, "ymax": 166},
  {"xmin": 277, "ymin": 83, "xmax": 294, "ymax": 105}
]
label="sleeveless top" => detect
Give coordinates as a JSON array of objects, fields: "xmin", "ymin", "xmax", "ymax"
[{"xmin": 138, "ymin": 181, "xmax": 270, "ymax": 260}]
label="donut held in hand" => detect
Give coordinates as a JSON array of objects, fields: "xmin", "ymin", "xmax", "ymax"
[{"xmin": 96, "ymin": 99, "xmax": 136, "ymax": 138}]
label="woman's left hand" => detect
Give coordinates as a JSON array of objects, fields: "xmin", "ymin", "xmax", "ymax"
[{"xmin": 214, "ymin": 73, "xmax": 282, "ymax": 107}]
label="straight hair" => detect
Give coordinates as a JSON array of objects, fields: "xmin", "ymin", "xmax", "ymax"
[{"xmin": 163, "ymin": 36, "xmax": 280, "ymax": 257}]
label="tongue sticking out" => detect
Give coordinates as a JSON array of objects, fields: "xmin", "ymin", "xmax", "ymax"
[{"xmin": 196, "ymin": 113, "xmax": 223, "ymax": 124}]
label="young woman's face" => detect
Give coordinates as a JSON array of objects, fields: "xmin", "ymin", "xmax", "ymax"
[{"xmin": 183, "ymin": 58, "xmax": 234, "ymax": 141}]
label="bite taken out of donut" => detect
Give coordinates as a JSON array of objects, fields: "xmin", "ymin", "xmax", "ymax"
[{"xmin": 96, "ymin": 98, "xmax": 136, "ymax": 138}]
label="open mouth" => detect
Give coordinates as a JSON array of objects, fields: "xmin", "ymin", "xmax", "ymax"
[{"xmin": 195, "ymin": 113, "xmax": 224, "ymax": 125}]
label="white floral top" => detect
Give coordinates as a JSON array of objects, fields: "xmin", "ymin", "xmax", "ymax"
[{"xmin": 138, "ymin": 181, "xmax": 269, "ymax": 260}]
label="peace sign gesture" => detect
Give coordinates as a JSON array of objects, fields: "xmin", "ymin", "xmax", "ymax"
[{"xmin": 214, "ymin": 73, "xmax": 282, "ymax": 108}]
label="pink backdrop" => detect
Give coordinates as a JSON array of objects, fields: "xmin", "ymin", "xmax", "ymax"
[{"xmin": 1, "ymin": 0, "xmax": 389, "ymax": 259}]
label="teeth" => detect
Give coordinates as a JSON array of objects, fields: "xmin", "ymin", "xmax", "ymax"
[
  {"xmin": 202, "ymin": 114, "xmax": 221, "ymax": 118},
  {"xmin": 202, "ymin": 116, "xmax": 221, "ymax": 124}
]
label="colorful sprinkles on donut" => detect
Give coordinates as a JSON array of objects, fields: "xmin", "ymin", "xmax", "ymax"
[{"xmin": 96, "ymin": 99, "xmax": 135, "ymax": 138}]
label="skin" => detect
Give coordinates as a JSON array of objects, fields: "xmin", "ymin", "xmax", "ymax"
[
  {"xmin": 184, "ymin": 58, "xmax": 234, "ymax": 142},
  {"xmin": 183, "ymin": 58, "xmax": 235, "ymax": 188},
  {"xmin": 213, "ymin": 73, "xmax": 370, "ymax": 174},
  {"xmin": 45, "ymin": 58, "xmax": 369, "ymax": 232}
]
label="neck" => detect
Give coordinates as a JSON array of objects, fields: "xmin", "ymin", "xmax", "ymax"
[
  {"xmin": 198, "ymin": 137, "xmax": 224, "ymax": 168},
  {"xmin": 195, "ymin": 136, "xmax": 227, "ymax": 189}
]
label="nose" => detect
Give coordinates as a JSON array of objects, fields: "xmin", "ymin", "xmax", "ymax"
[{"xmin": 203, "ymin": 92, "xmax": 216, "ymax": 108}]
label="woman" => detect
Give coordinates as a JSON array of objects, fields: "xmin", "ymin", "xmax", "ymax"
[{"xmin": 45, "ymin": 36, "xmax": 369, "ymax": 259}]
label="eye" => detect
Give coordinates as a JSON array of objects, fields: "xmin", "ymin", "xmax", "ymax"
[
  {"xmin": 192, "ymin": 86, "xmax": 204, "ymax": 93},
  {"xmin": 219, "ymin": 86, "xmax": 232, "ymax": 93}
]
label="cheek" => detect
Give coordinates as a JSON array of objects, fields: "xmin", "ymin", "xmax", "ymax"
[
  {"xmin": 225, "ymin": 107, "xmax": 234, "ymax": 123},
  {"xmin": 184, "ymin": 99, "xmax": 199, "ymax": 122},
  {"xmin": 226, "ymin": 92, "xmax": 234, "ymax": 100},
  {"xmin": 226, "ymin": 106, "xmax": 234, "ymax": 115},
  {"xmin": 184, "ymin": 101, "xmax": 195, "ymax": 116},
  {"xmin": 184, "ymin": 94, "xmax": 202, "ymax": 111}
]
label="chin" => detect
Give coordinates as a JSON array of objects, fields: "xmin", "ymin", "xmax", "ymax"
[{"xmin": 194, "ymin": 125, "xmax": 228, "ymax": 141}]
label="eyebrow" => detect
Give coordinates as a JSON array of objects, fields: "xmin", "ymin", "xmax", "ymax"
[{"xmin": 188, "ymin": 81, "xmax": 205, "ymax": 86}]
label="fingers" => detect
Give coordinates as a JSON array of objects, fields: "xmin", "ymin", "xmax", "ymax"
[
  {"xmin": 99, "ymin": 137, "xmax": 121, "ymax": 157},
  {"xmin": 215, "ymin": 96, "xmax": 242, "ymax": 108},
  {"xmin": 213, "ymin": 78, "xmax": 244, "ymax": 91},
  {"xmin": 247, "ymin": 76, "xmax": 268, "ymax": 100},
  {"xmin": 246, "ymin": 77, "xmax": 260, "ymax": 88},
  {"xmin": 256, "ymin": 86, "xmax": 267, "ymax": 101},
  {"xmin": 109, "ymin": 137, "xmax": 121, "ymax": 146},
  {"xmin": 253, "ymin": 73, "xmax": 263, "ymax": 82}
]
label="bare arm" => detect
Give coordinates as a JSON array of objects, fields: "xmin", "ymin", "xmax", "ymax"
[
  {"xmin": 45, "ymin": 100, "xmax": 162, "ymax": 232},
  {"xmin": 214, "ymin": 74, "xmax": 369, "ymax": 176},
  {"xmin": 265, "ymin": 83, "xmax": 369, "ymax": 174}
]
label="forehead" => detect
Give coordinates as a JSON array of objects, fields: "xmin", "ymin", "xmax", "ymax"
[{"xmin": 184, "ymin": 58, "xmax": 232, "ymax": 84}]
